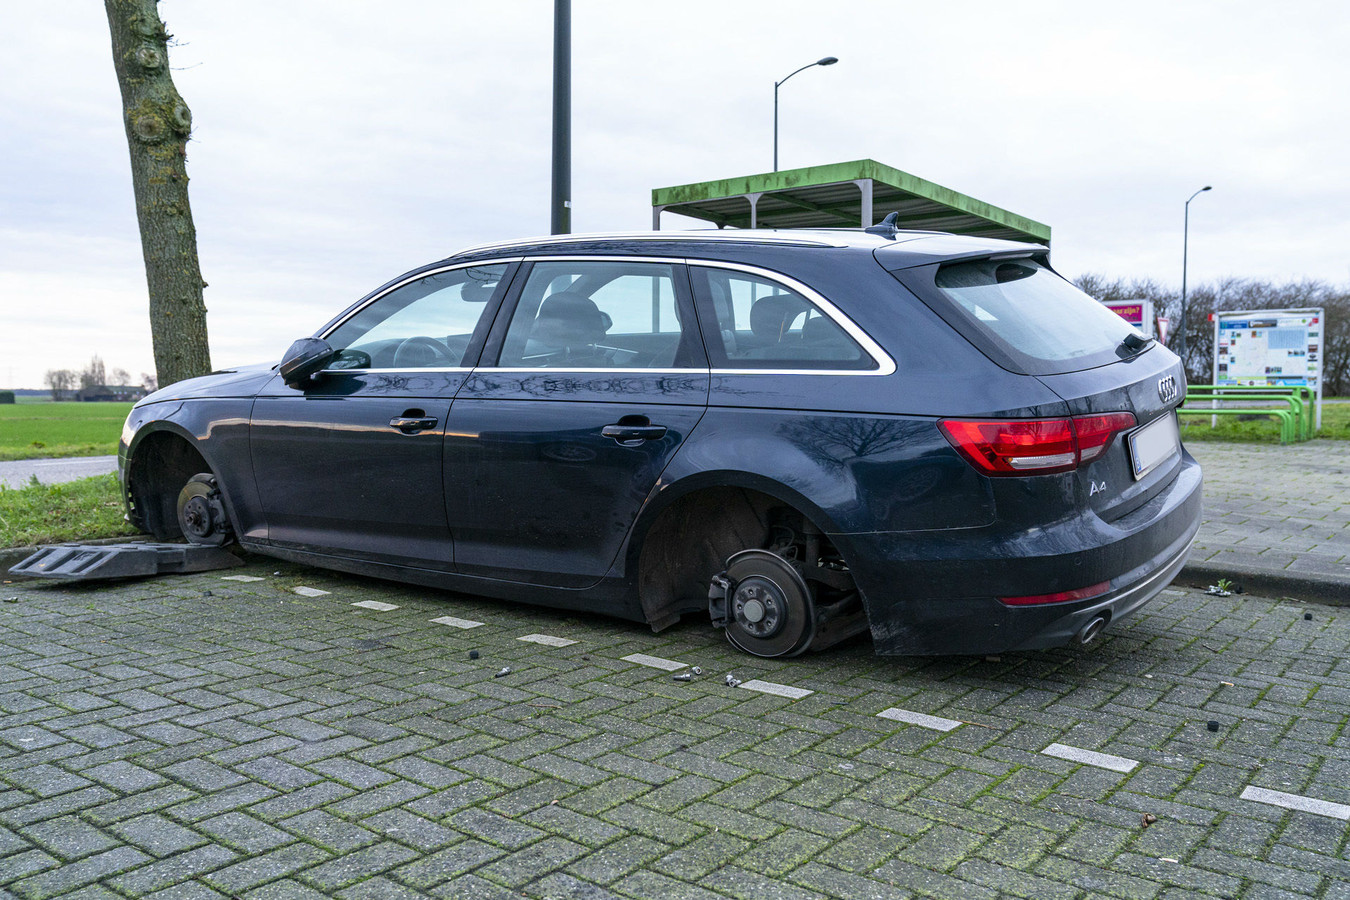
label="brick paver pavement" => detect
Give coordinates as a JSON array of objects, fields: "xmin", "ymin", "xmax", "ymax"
[
  {"xmin": 2, "ymin": 562, "xmax": 1348, "ymax": 898},
  {"xmin": 1185, "ymin": 442, "xmax": 1350, "ymax": 602}
]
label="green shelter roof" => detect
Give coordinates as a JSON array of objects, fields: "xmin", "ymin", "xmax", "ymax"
[{"xmin": 652, "ymin": 158, "xmax": 1050, "ymax": 244}]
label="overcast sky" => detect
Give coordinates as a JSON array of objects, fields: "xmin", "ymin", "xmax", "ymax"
[{"xmin": 2, "ymin": 1, "xmax": 1347, "ymax": 389}]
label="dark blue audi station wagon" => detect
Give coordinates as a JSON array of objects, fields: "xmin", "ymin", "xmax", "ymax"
[{"xmin": 119, "ymin": 225, "xmax": 1201, "ymax": 657}]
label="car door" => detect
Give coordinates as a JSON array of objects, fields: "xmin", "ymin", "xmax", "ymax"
[
  {"xmin": 444, "ymin": 257, "xmax": 709, "ymax": 587},
  {"xmin": 250, "ymin": 261, "xmax": 516, "ymax": 570}
]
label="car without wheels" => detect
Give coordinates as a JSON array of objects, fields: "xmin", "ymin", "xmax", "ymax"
[{"xmin": 119, "ymin": 226, "xmax": 1201, "ymax": 657}]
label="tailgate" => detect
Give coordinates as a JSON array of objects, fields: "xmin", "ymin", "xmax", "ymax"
[{"xmin": 1035, "ymin": 346, "xmax": 1187, "ymax": 522}]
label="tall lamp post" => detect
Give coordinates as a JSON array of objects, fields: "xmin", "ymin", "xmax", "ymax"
[
  {"xmin": 774, "ymin": 56, "xmax": 837, "ymax": 172},
  {"xmin": 1176, "ymin": 185, "xmax": 1212, "ymax": 367},
  {"xmin": 550, "ymin": 0, "xmax": 570, "ymax": 235}
]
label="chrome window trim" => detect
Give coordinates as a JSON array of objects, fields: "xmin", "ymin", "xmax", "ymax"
[
  {"xmin": 469, "ymin": 255, "xmax": 896, "ymax": 378},
  {"xmin": 707, "ymin": 367, "xmax": 887, "ymax": 377},
  {"xmin": 690, "ymin": 260, "xmax": 897, "ymax": 377},
  {"xmin": 482, "ymin": 257, "xmax": 697, "ymax": 372},
  {"xmin": 318, "ymin": 257, "xmax": 523, "ymax": 341},
  {"xmin": 499, "ymin": 254, "xmax": 686, "ymax": 265},
  {"xmin": 321, "ymin": 254, "xmax": 896, "ymax": 379},
  {"xmin": 478, "ymin": 368, "xmax": 700, "ymax": 376},
  {"xmin": 316, "ymin": 367, "xmax": 476, "ymax": 375},
  {"xmin": 472, "ymin": 367, "xmax": 884, "ymax": 377}
]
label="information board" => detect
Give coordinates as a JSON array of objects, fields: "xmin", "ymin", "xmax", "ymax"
[
  {"xmin": 1213, "ymin": 307, "xmax": 1323, "ymax": 429},
  {"xmin": 1104, "ymin": 299, "xmax": 1154, "ymax": 337}
]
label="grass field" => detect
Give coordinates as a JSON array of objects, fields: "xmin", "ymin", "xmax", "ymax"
[
  {"xmin": 1179, "ymin": 399, "xmax": 1350, "ymax": 444},
  {"xmin": 0, "ymin": 473, "xmax": 138, "ymax": 547},
  {"xmin": 0, "ymin": 401, "xmax": 133, "ymax": 460},
  {"xmin": 0, "ymin": 394, "xmax": 1344, "ymax": 464}
]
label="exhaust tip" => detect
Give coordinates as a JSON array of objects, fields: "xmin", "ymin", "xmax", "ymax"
[{"xmin": 1076, "ymin": 614, "xmax": 1109, "ymax": 645}]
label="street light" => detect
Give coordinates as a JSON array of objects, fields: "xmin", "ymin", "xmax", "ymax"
[
  {"xmin": 1175, "ymin": 185, "xmax": 1212, "ymax": 366},
  {"xmin": 774, "ymin": 56, "xmax": 838, "ymax": 172},
  {"xmin": 550, "ymin": 0, "xmax": 571, "ymax": 235}
]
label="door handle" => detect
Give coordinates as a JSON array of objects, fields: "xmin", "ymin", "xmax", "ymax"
[
  {"xmin": 602, "ymin": 423, "xmax": 667, "ymax": 444},
  {"xmin": 389, "ymin": 416, "xmax": 438, "ymax": 433}
]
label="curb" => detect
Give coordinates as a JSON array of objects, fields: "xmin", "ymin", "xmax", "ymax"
[{"xmin": 1179, "ymin": 561, "xmax": 1349, "ymax": 608}]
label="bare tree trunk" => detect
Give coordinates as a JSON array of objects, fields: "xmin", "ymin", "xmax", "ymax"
[{"xmin": 104, "ymin": 0, "xmax": 211, "ymax": 387}]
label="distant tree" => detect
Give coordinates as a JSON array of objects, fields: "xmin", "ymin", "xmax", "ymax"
[
  {"xmin": 1075, "ymin": 274, "xmax": 1349, "ymax": 394},
  {"xmin": 111, "ymin": 367, "xmax": 133, "ymax": 386},
  {"xmin": 80, "ymin": 355, "xmax": 108, "ymax": 391},
  {"xmin": 104, "ymin": 0, "xmax": 211, "ymax": 388},
  {"xmin": 140, "ymin": 372, "xmax": 158, "ymax": 393},
  {"xmin": 1322, "ymin": 290, "xmax": 1350, "ymax": 398},
  {"xmin": 44, "ymin": 369, "xmax": 76, "ymax": 401}
]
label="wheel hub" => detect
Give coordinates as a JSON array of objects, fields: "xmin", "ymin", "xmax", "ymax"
[
  {"xmin": 181, "ymin": 495, "xmax": 213, "ymax": 539},
  {"xmin": 712, "ymin": 549, "xmax": 818, "ymax": 659},
  {"xmin": 731, "ymin": 575, "xmax": 786, "ymax": 638},
  {"xmin": 176, "ymin": 475, "xmax": 233, "ymax": 547}
]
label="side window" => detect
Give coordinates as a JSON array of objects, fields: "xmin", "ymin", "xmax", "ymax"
[
  {"xmin": 324, "ymin": 264, "xmax": 508, "ymax": 369},
  {"xmin": 689, "ymin": 266, "xmax": 875, "ymax": 370},
  {"xmin": 497, "ymin": 261, "xmax": 699, "ymax": 368}
]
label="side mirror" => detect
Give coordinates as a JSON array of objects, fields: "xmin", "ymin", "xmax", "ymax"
[{"xmin": 280, "ymin": 338, "xmax": 335, "ymax": 387}]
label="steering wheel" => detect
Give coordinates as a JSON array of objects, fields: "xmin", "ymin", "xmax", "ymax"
[{"xmin": 392, "ymin": 335, "xmax": 453, "ymax": 368}]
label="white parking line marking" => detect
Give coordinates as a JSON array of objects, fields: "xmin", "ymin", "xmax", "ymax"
[
  {"xmin": 739, "ymin": 679, "xmax": 813, "ymax": 700},
  {"xmin": 221, "ymin": 575, "xmax": 265, "ymax": 582},
  {"xmin": 518, "ymin": 634, "xmax": 577, "ymax": 647},
  {"xmin": 1041, "ymin": 743, "xmax": 1139, "ymax": 773},
  {"xmin": 622, "ymin": 653, "xmax": 687, "ymax": 671},
  {"xmin": 351, "ymin": 600, "xmax": 398, "ymax": 611},
  {"xmin": 293, "ymin": 586, "xmax": 330, "ymax": 597},
  {"xmin": 1241, "ymin": 786, "xmax": 1350, "ymax": 820},
  {"xmin": 431, "ymin": 616, "xmax": 484, "ymax": 629},
  {"xmin": 876, "ymin": 707, "xmax": 963, "ymax": 732}
]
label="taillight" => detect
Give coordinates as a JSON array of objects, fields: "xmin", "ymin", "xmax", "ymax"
[
  {"xmin": 999, "ymin": 581, "xmax": 1111, "ymax": 606},
  {"xmin": 938, "ymin": 419, "xmax": 1077, "ymax": 475},
  {"xmin": 1074, "ymin": 412, "xmax": 1137, "ymax": 463},
  {"xmin": 939, "ymin": 412, "xmax": 1136, "ymax": 476}
]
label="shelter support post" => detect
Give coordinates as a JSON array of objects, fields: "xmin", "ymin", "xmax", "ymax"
[{"xmin": 855, "ymin": 179, "xmax": 874, "ymax": 227}]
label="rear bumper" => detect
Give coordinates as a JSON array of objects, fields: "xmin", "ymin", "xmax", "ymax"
[
  {"xmin": 846, "ymin": 452, "xmax": 1203, "ymax": 655},
  {"xmin": 1005, "ymin": 521, "xmax": 1194, "ymax": 651}
]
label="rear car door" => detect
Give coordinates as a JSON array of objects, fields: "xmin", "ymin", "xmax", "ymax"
[
  {"xmin": 250, "ymin": 262, "xmax": 514, "ymax": 569},
  {"xmin": 444, "ymin": 257, "xmax": 709, "ymax": 587}
]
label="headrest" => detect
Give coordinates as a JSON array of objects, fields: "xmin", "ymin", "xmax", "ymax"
[
  {"xmin": 749, "ymin": 293, "xmax": 811, "ymax": 340},
  {"xmin": 532, "ymin": 292, "xmax": 608, "ymax": 346},
  {"xmin": 801, "ymin": 314, "xmax": 839, "ymax": 343}
]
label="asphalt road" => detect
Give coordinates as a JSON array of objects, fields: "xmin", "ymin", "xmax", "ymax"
[{"xmin": 0, "ymin": 455, "xmax": 117, "ymax": 489}]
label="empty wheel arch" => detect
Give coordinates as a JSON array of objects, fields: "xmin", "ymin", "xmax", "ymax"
[
  {"xmin": 125, "ymin": 431, "xmax": 214, "ymax": 541},
  {"xmin": 634, "ymin": 486, "xmax": 869, "ymax": 654}
]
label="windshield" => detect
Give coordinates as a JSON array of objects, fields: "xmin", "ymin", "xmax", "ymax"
[{"xmin": 931, "ymin": 259, "xmax": 1139, "ymax": 372}]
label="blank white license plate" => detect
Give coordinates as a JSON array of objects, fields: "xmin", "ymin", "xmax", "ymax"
[{"xmin": 1128, "ymin": 413, "xmax": 1180, "ymax": 480}]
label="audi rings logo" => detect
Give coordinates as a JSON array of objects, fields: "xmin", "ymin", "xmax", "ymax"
[{"xmin": 1158, "ymin": 375, "xmax": 1178, "ymax": 404}]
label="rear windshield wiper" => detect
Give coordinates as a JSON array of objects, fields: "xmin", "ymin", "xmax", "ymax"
[{"xmin": 1120, "ymin": 332, "xmax": 1153, "ymax": 353}]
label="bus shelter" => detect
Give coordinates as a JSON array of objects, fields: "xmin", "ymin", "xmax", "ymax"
[{"xmin": 652, "ymin": 158, "xmax": 1050, "ymax": 244}]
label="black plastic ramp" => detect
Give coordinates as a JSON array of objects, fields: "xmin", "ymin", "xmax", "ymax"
[{"xmin": 8, "ymin": 542, "xmax": 243, "ymax": 581}]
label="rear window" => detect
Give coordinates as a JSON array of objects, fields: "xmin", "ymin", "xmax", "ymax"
[
  {"xmin": 901, "ymin": 259, "xmax": 1134, "ymax": 375},
  {"xmin": 929, "ymin": 259, "xmax": 1139, "ymax": 374}
]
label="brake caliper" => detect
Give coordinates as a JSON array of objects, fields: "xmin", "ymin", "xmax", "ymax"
[{"xmin": 707, "ymin": 573, "xmax": 732, "ymax": 629}]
